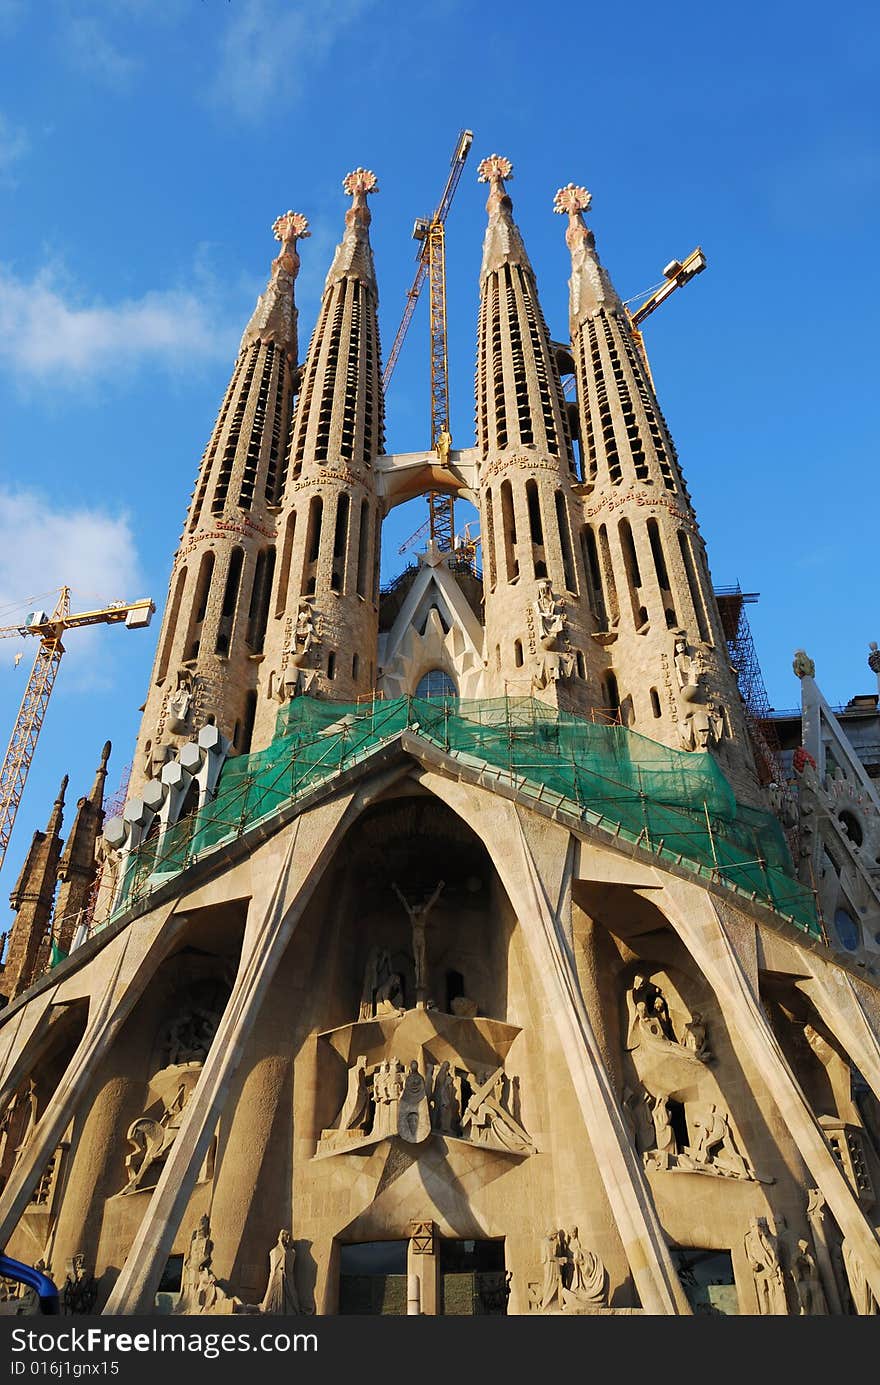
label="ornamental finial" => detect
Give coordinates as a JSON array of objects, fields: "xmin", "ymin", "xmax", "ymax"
[
  {"xmin": 273, "ymin": 210, "xmax": 310, "ymax": 243},
  {"xmin": 477, "ymin": 154, "xmax": 513, "ymax": 185},
  {"xmin": 553, "ymin": 184, "xmax": 592, "ymax": 217},
  {"xmin": 342, "ymin": 168, "xmax": 378, "ymax": 199}
]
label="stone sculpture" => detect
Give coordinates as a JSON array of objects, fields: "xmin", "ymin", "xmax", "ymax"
[
  {"xmin": 627, "ymin": 972, "xmax": 676, "ymax": 1045},
  {"xmin": 258, "ymin": 1229, "xmax": 302, "ymax": 1314},
  {"xmin": 743, "ymin": 1217, "xmax": 788, "ymax": 1314},
  {"xmin": 687, "ymin": 1104, "xmax": 750, "ymax": 1178},
  {"xmin": 462, "ymin": 1067, "xmax": 535, "ymax": 1154},
  {"xmin": 430, "ymin": 1060, "xmax": 460, "ymax": 1135},
  {"xmin": 358, "ymin": 946, "xmax": 404, "ymax": 1019},
  {"xmin": 62, "ymin": 1254, "xmax": 98, "ymax": 1315},
  {"xmin": 397, "ymin": 1060, "xmax": 431, "ymax": 1143},
  {"xmin": 534, "ymin": 580, "xmax": 566, "ymax": 650},
  {"xmin": 335, "ymin": 1055, "xmax": 371, "ymax": 1133},
  {"xmin": 841, "ymin": 1237, "xmax": 880, "ymax": 1315},
  {"xmin": 173, "ymin": 1215, "xmax": 240, "ymax": 1316},
  {"xmin": 790, "ymin": 1238, "xmax": 827, "ymax": 1315},
  {"xmin": 528, "ymin": 1227, "xmax": 607, "ymax": 1313},
  {"xmin": 391, "ymin": 879, "xmax": 444, "ymax": 1004}
]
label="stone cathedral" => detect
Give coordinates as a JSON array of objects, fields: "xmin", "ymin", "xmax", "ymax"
[{"xmin": 1, "ymin": 156, "xmax": 880, "ymax": 1319}]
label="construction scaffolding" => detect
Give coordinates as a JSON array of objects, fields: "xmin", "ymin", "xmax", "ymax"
[
  {"xmin": 714, "ymin": 586, "xmax": 786, "ymax": 787},
  {"xmin": 105, "ymin": 695, "xmax": 818, "ymax": 940}
]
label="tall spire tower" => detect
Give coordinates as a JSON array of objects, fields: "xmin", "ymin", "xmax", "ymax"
[
  {"xmin": 52, "ymin": 741, "xmax": 110, "ymax": 956},
  {"xmin": 475, "ymin": 156, "xmax": 604, "ymax": 710},
  {"xmin": 2, "ymin": 776, "xmax": 66, "ymax": 1000},
  {"xmin": 556, "ymin": 183, "xmax": 760, "ymax": 800},
  {"xmin": 254, "ymin": 170, "xmax": 385, "ymax": 740},
  {"xmin": 132, "ymin": 212, "xmax": 309, "ymax": 784}
]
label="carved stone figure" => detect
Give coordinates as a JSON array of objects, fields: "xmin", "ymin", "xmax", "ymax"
[
  {"xmin": 397, "ymin": 1060, "xmax": 431, "ymax": 1143},
  {"xmin": 791, "ymin": 1238, "xmax": 827, "ymax": 1315},
  {"xmin": 743, "ymin": 1217, "xmax": 788, "ymax": 1314},
  {"xmin": 12, "ymin": 1081, "xmax": 38, "ymax": 1169},
  {"xmin": 121, "ymin": 1064, "xmax": 203, "ymax": 1195},
  {"xmin": 841, "ymin": 1237, "xmax": 880, "ymax": 1315},
  {"xmin": 290, "ymin": 601, "xmax": 317, "ymax": 667},
  {"xmin": 462, "ymin": 1067, "xmax": 535, "ymax": 1154},
  {"xmin": 167, "ymin": 671, "xmax": 194, "ymax": 734},
  {"xmin": 627, "ymin": 972, "xmax": 676, "ymax": 1046},
  {"xmin": 430, "ymin": 1060, "xmax": 459, "ymax": 1135},
  {"xmin": 174, "ymin": 1215, "xmax": 240, "ymax": 1316},
  {"xmin": 537, "ymin": 1229, "xmax": 566, "ymax": 1311},
  {"xmin": 680, "ymin": 1011, "xmax": 712, "ymax": 1061},
  {"xmin": 62, "ymin": 1254, "xmax": 98, "ymax": 1315},
  {"xmin": 358, "ymin": 946, "xmax": 404, "ymax": 1020},
  {"xmin": 534, "ymin": 579, "xmax": 565, "ymax": 650},
  {"xmin": 258, "ymin": 1230, "xmax": 302, "ymax": 1314},
  {"xmin": 681, "ymin": 701, "xmax": 725, "ymax": 751},
  {"xmin": 673, "ymin": 634, "xmax": 701, "ymax": 701},
  {"xmin": 435, "ymin": 429, "xmax": 452, "ymax": 465},
  {"xmin": 647, "ymin": 1094, "xmax": 677, "ymax": 1166},
  {"xmin": 164, "ymin": 1006, "xmax": 221, "ymax": 1066},
  {"xmin": 335, "ymin": 1055, "xmax": 370, "ymax": 1133},
  {"xmin": 562, "ymin": 1227, "xmax": 607, "ymax": 1308},
  {"xmin": 621, "ymin": 1085, "xmax": 654, "ymax": 1154},
  {"xmin": 391, "ymin": 880, "xmax": 444, "ymax": 1004},
  {"xmin": 792, "ymin": 649, "xmax": 816, "ymax": 680},
  {"xmin": 688, "ymin": 1104, "xmax": 750, "ymax": 1178}
]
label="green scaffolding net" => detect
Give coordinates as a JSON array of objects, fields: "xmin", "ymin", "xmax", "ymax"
[{"xmin": 117, "ymin": 696, "xmax": 819, "ymax": 938}]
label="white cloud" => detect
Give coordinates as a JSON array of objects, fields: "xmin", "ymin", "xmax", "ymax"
[
  {"xmin": 62, "ymin": 13, "xmax": 138, "ymax": 88},
  {"xmin": 0, "ymin": 111, "xmax": 29, "ymax": 173},
  {"xmin": 208, "ymin": 0, "xmax": 373, "ymax": 121},
  {"xmin": 0, "ymin": 487, "xmax": 144, "ymax": 689},
  {"xmin": 0, "ymin": 263, "xmax": 239, "ymax": 381}
]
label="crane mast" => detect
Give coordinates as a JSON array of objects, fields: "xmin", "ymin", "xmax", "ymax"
[
  {"xmin": 383, "ymin": 128, "xmax": 473, "ymax": 552},
  {"xmin": 0, "ymin": 587, "xmax": 154, "ymax": 876}
]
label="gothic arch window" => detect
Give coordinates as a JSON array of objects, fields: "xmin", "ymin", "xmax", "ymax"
[{"xmin": 414, "ymin": 668, "xmax": 457, "ymax": 699}]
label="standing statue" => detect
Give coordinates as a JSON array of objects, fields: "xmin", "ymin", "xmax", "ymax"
[
  {"xmin": 258, "ymin": 1230, "xmax": 302, "ymax": 1314},
  {"xmin": 538, "ymin": 1230, "xmax": 567, "ymax": 1311},
  {"xmin": 647, "ymin": 1094, "xmax": 677, "ymax": 1166},
  {"xmin": 391, "ymin": 880, "xmax": 445, "ymax": 1005},
  {"xmin": 430, "ymin": 1060, "xmax": 459, "ymax": 1135},
  {"xmin": 534, "ymin": 579, "xmax": 566, "ymax": 650},
  {"xmin": 743, "ymin": 1217, "xmax": 788, "ymax": 1314},
  {"xmin": 841, "ymin": 1238, "xmax": 880, "ymax": 1315},
  {"xmin": 790, "ymin": 1238, "xmax": 827, "ymax": 1315},
  {"xmin": 397, "ymin": 1060, "xmax": 431, "ymax": 1144},
  {"xmin": 62, "ymin": 1254, "xmax": 98, "ymax": 1315},
  {"xmin": 335, "ymin": 1055, "xmax": 371, "ymax": 1133}
]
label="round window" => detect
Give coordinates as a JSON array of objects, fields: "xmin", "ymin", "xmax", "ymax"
[{"xmin": 834, "ymin": 908, "xmax": 860, "ymax": 952}]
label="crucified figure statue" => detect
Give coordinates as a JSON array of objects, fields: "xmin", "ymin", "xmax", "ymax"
[{"xmin": 392, "ymin": 880, "xmax": 445, "ymax": 1006}]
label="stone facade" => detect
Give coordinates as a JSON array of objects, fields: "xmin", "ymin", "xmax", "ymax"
[{"xmin": 1, "ymin": 155, "xmax": 879, "ymax": 1319}]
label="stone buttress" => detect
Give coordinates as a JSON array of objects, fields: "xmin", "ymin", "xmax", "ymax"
[
  {"xmin": 474, "ymin": 156, "xmax": 605, "ymax": 714},
  {"xmin": 556, "ymin": 183, "xmax": 763, "ymax": 804},
  {"xmin": 253, "ymin": 171, "xmax": 385, "ymax": 745},
  {"xmin": 131, "ymin": 211, "xmax": 309, "ymax": 783}
]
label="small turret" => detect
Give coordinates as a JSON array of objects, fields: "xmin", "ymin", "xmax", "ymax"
[{"xmin": 2, "ymin": 776, "xmax": 67, "ymax": 1000}]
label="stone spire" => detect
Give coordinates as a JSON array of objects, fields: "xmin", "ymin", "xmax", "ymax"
[
  {"xmin": 131, "ymin": 212, "xmax": 308, "ymax": 785},
  {"xmin": 477, "ymin": 154, "xmax": 532, "ymax": 279},
  {"xmin": 324, "ymin": 169, "xmax": 379, "ymax": 296},
  {"xmin": 553, "ymin": 183, "xmax": 623, "ymax": 325},
  {"xmin": 473, "ymin": 155, "xmax": 604, "ymax": 715},
  {"xmin": 2, "ymin": 776, "xmax": 67, "ymax": 1001},
  {"xmin": 53, "ymin": 742, "xmax": 111, "ymax": 957},
  {"xmin": 240, "ymin": 210, "xmax": 310, "ymax": 356},
  {"xmin": 253, "ymin": 170, "xmax": 385, "ymax": 736},
  {"xmin": 557, "ymin": 183, "xmax": 762, "ymax": 803}
]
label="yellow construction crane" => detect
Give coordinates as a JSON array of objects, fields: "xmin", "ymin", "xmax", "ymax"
[
  {"xmin": 383, "ymin": 128, "xmax": 473, "ymax": 553},
  {"xmin": 626, "ymin": 247, "xmax": 706, "ymax": 386},
  {"xmin": 562, "ymin": 246, "xmax": 707, "ymax": 397},
  {"xmin": 0, "ymin": 587, "xmax": 154, "ymax": 876}
]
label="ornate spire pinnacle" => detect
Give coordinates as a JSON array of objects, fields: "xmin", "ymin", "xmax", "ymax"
[
  {"xmin": 324, "ymin": 169, "xmax": 379, "ymax": 297},
  {"xmin": 477, "ymin": 153, "xmax": 532, "ymax": 279},
  {"xmin": 239, "ymin": 209, "xmax": 310, "ymax": 355},
  {"xmin": 554, "ymin": 183, "xmax": 623, "ymax": 327},
  {"xmin": 88, "ymin": 740, "xmax": 111, "ymax": 807}
]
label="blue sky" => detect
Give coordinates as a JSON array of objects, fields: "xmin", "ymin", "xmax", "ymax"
[{"xmin": 0, "ymin": 0, "xmax": 877, "ymax": 905}]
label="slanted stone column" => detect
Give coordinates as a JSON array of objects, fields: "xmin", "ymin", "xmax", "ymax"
[{"xmin": 655, "ymin": 878, "xmax": 880, "ymax": 1304}]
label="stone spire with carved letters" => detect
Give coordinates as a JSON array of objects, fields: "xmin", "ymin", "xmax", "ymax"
[
  {"xmin": 474, "ymin": 155, "xmax": 603, "ymax": 713},
  {"xmin": 131, "ymin": 213, "xmax": 309, "ymax": 786},
  {"xmin": 556, "ymin": 183, "xmax": 761, "ymax": 802},
  {"xmin": 253, "ymin": 170, "xmax": 385, "ymax": 738}
]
